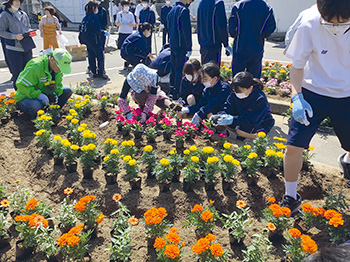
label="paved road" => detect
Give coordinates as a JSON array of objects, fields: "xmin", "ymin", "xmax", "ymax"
[{"xmin": 0, "ymin": 31, "xmax": 345, "ymax": 169}]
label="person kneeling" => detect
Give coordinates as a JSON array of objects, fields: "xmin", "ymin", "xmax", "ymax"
[
  {"xmin": 15, "ymin": 49, "xmax": 73, "ymax": 119},
  {"xmin": 176, "ymin": 62, "xmax": 231, "ymax": 125},
  {"xmin": 211, "ymin": 71, "xmax": 275, "ymax": 140},
  {"xmin": 117, "ymin": 64, "xmax": 172, "ymax": 123}
]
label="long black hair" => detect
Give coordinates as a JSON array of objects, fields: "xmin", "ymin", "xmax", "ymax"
[
  {"xmin": 231, "ymin": 71, "xmax": 264, "ymax": 93},
  {"xmin": 183, "ymin": 58, "xmax": 201, "ymax": 75},
  {"xmin": 85, "ymin": 1, "xmax": 98, "ymax": 14}
]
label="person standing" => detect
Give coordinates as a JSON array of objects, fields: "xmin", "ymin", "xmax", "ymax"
[
  {"xmin": 39, "ymin": 6, "xmax": 62, "ymax": 50},
  {"xmin": 95, "ymin": 0, "xmax": 108, "ymax": 49},
  {"xmin": 0, "ymin": 4, "xmax": 12, "ymax": 76},
  {"xmin": 150, "ymin": 0, "xmax": 159, "ymax": 20},
  {"xmin": 197, "ymin": 0, "xmax": 231, "ymax": 66},
  {"xmin": 160, "ymin": 0, "xmax": 171, "ymax": 45},
  {"xmin": 228, "ymin": 0, "xmax": 276, "ymax": 78},
  {"xmin": 281, "ymin": 0, "xmax": 350, "ymax": 212},
  {"xmin": 0, "ymin": 0, "xmax": 34, "ymax": 90},
  {"xmin": 139, "ymin": 0, "xmax": 155, "ymax": 53},
  {"xmin": 167, "ymin": 0, "xmax": 193, "ymax": 100},
  {"xmin": 112, "ymin": 2, "xmax": 118, "ymax": 23},
  {"xmin": 134, "ymin": 0, "xmax": 143, "ymax": 24},
  {"xmin": 79, "ymin": 1, "xmax": 109, "ymax": 79},
  {"xmin": 116, "ymin": 0, "xmax": 136, "ymax": 49}
]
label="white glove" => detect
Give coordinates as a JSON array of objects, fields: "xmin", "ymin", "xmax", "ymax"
[
  {"xmin": 217, "ymin": 114, "xmax": 234, "ymax": 126},
  {"xmin": 186, "ymin": 51, "xmax": 192, "ymax": 58},
  {"xmin": 181, "ymin": 107, "xmax": 190, "ymax": 114},
  {"xmin": 191, "ymin": 113, "xmax": 200, "ymax": 125}
]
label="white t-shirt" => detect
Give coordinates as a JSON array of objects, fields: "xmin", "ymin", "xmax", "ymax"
[
  {"xmin": 285, "ymin": 13, "xmax": 350, "ymax": 98},
  {"xmin": 135, "ymin": 4, "xmax": 143, "ymax": 18},
  {"xmin": 116, "ymin": 11, "xmax": 135, "ymax": 34}
]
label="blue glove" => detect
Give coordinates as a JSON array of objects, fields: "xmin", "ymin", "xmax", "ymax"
[
  {"xmin": 37, "ymin": 93, "xmax": 49, "ymax": 106},
  {"xmin": 186, "ymin": 51, "xmax": 192, "ymax": 58},
  {"xmin": 225, "ymin": 46, "xmax": 233, "ymax": 56},
  {"xmin": 104, "ymin": 31, "xmax": 110, "ymax": 37},
  {"xmin": 217, "ymin": 114, "xmax": 234, "ymax": 126},
  {"xmin": 291, "ymin": 93, "xmax": 313, "ymax": 126},
  {"xmin": 209, "ymin": 114, "xmax": 221, "ymax": 125},
  {"xmin": 126, "ymin": 112, "xmax": 133, "ymax": 119},
  {"xmin": 191, "ymin": 113, "xmax": 200, "ymax": 125}
]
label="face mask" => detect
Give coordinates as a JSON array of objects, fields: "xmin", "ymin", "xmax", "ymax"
[
  {"xmin": 166, "ymin": 1, "xmax": 170, "ymax": 4},
  {"xmin": 203, "ymin": 79, "xmax": 213, "ymax": 88},
  {"xmin": 142, "ymin": 3, "xmax": 148, "ymax": 8},
  {"xmin": 123, "ymin": 6, "xmax": 129, "ymax": 11},
  {"xmin": 235, "ymin": 92, "xmax": 248, "ymax": 99},
  {"xmin": 11, "ymin": 5, "xmax": 19, "ymax": 11},
  {"xmin": 323, "ymin": 24, "xmax": 350, "ymax": 36},
  {"xmin": 185, "ymin": 74, "xmax": 192, "ymax": 82}
]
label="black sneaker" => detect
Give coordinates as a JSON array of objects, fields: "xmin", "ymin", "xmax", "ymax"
[
  {"xmin": 93, "ymin": 74, "xmax": 109, "ymax": 80},
  {"xmin": 280, "ymin": 193, "xmax": 302, "ymax": 214}
]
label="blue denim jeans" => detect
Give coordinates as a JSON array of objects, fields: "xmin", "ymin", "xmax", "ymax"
[{"xmin": 17, "ymin": 87, "xmax": 73, "ymax": 119}]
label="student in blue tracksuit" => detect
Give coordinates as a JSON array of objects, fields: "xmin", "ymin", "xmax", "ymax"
[
  {"xmin": 139, "ymin": 0, "xmax": 155, "ymax": 53},
  {"xmin": 197, "ymin": 0, "xmax": 232, "ymax": 66},
  {"xmin": 178, "ymin": 58, "xmax": 204, "ymax": 106},
  {"xmin": 79, "ymin": 1, "xmax": 108, "ymax": 79},
  {"xmin": 150, "ymin": 43, "xmax": 171, "ymax": 77},
  {"xmin": 120, "ymin": 22, "xmax": 154, "ymax": 68},
  {"xmin": 167, "ymin": 0, "xmax": 193, "ymax": 100},
  {"xmin": 160, "ymin": 0, "xmax": 172, "ymax": 46},
  {"xmin": 177, "ymin": 62, "xmax": 231, "ymax": 125},
  {"xmin": 228, "ymin": 0, "xmax": 276, "ymax": 78},
  {"xmin": 96, "ymin": 0, "xmax": 108, "ymax": 49},
  {"xmin": 211, "ymin": 71, "xmax": 275, "ymax": 139}
]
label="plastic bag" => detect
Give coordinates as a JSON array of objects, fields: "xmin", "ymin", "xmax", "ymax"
[
  {"xmin": 57, "ymin": 34, "xmax": 69, "ymax": 48},
  {"xmin": 42, "ymin": 46, "xmax": 53, "ymax": 56}
]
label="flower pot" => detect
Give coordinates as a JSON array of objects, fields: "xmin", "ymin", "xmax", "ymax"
[
  {"xmin": 183, "ymin": 181, "xmax": 194, "ymax": 192},
  {"xmin": 105, "ymin": 173, "xmax": 117, "ymax": 185},
  {"xmin": 158, "ymin": 181, "xmax": 171, "ymax": 193},
  {"xmin": 121, "ymin": 129, "xmax": 130, "ymax": 137},
  {"xmin": 317, "ymin": 125, "xmax": 333, "ymax": 134},
  {"xmin": 65, "ymin": 162, "xmax": 77, "ymax": 173},
  {"xmin": 54, "ymin": 156, "xmax": 64, "ymax": 166},
  {"xmin": 129, "ymin": 177, "xmax": 142, "ymax": 190},
  {"xmin": 147, "ymin": 137, "xmax": 156, "ymax": 144},
  {"xmin": 16, "ymin": 240, "xmax": 33, "ymax": 261},
  {"xmin": 82, "ymin": 168, "xmax": 94, "ymax": 179},
  {"xmin": 163, "ymin": 132, "xmax": 172, "ymax": 141},
  {"xmin": 222, "ymin": 179, "xmax": 233, "ymax": 192},
  {"xmin": 302, "ymin": 161, "xmax": 312, "ymax": 172},
  {"xmin": 171, "ymin": 172, "xmax": 181, "ymax": 183},
  {"xmin": 175, "ymin": 140, "xmax": 184, "ymax": 150},
  {"xmin": 93, "ymin": 155, "xmax": 102, "ymax": 165},
  {"xmin": 147, "ymin": 168, "xmax": 154, "ymax": 178},
  {"xmin": 205, "ymin": 181, "xmax": 216, "ymax": 191},
  {"xmin": 0, "ymin": 232, "xmax": 11, "ymax": 250},
  {"xmin": 117, "ymin": 125, "xmax": 123, "ymax": 132},
  {"xmin": 246, "ymin": 175, "xmax": 259, "ymax": 186},
  {"xmin": 134, "ymin": 131, "xmax": 143, "ymax": 140},
  {"xmin": 268, "ymin": 230, "xmax": 284, "ymax": 243},
  {"xmin": 46, "ymin": 148, "xmax": 54, "ymax": 157}
]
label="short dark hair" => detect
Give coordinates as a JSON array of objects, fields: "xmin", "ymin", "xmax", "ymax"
[
  {"xmin": 85, "ymin": 1, "xmax": 98, "ymax": 14},
  {"xmin": 121, "ymin": 0, "xmax": 129, "ymax": 6},
  {"xmin": 138, "ymin": 22, "xmax": 152, "ymax": 31},
  {"xmin": 183, "ymin": 58, "xmax": 201, "ymax": 75},
  {"xmin": 44, "ymin": 6, "xmax": 55, "ymax": 15},
  {"xmin": 317, "ymin": 0, "xmax": 350, "ymax": 22},
  {"xmin": 303, "ymin": 245, "xmax": 350, "ymax": 262},
  {"xmin": 201, "ymin": 62, "xmax": 220, "ymax": 79},
  {"xmin": 152, "ymin": 0, "xmax": 157, "ymax": 4},
  {"xmin": 231, "ymin": 71, "xmax": 263, "ymax": 92}
]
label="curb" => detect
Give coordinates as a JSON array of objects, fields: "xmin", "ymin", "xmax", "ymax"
[{"xmin": 268, "ymin": 97, "xmax": 290, "ymax": 115}]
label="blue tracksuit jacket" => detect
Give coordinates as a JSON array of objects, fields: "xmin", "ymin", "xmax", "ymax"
[
  {"xmin": 79, "ymin": 13, "xmax": 103, "ymax": 47},
  {"xmin": 150, "ymin": 44, "xmax": 171, "ymax": 77},
  {"xmin": 188, "ymin": 80, "xmax": 230, "ymax": 119},
  {"xmin": 221, "ymin": 87, "xmax": 275, "ymax": 133},
  {"xmin": 228, "ymin": 0, "xmax": 276, "ymax": 55},
  {"xmin": 179, "ymin": 77, "xmax": 205, "ymax": 105},
  {"xmin": 120, "ymin": 30, "xmax": 149, "ymax": 59},
  {"xmin": 161, "ymin": 5, "xmax": 172, "ymax": 27},
  {"xmin": 97, "ymin": 6, "xmax": 108, "ymax": 29},
  {"xmin": 197, "ymin": 0, "xmax": 228, "ymax": 48},
  {"xmin": 167, "ymin": 1, "xmax": 192, "ymax": 52},
  {"xmin": 139, "ymin": 7, "xmax": 156, "ymax": 26}
]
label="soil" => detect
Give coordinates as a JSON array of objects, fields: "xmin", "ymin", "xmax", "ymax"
[{"xmin": 0, "ymin": 104, "xmax": 349, "ymax": 262}]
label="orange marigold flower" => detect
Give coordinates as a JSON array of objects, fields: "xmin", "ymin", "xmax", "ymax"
[
  {"xmin": 26, "ymin": 197, "xmax": 38, "ymax": 210},
  {"xmin": 209, "ymin": 200, "xmax": 215, "ymax": 205},
  {"xmin": 301, "ymin": 203, "xmax": 313, "ymax": 213},
  {"xmin": 191, "ymin": 204, "xmax": 203, "ymax": 213},
  {"xmin": 79, "ymin": 195, "xmax": 95, "ymax": 203},
  {"xmin": 311, "ymin": 207, "xmax": 320, "ymax": 217},
  {"xmin": 9, "ymin": 92, "xmax": 15, "ymax": 97},
  {"xmin": 200, "ymin": 210, "xmax": 213, "ymax": 222},
  {"xmin": 169, "ymin": 227, "xmax": 179, "ymax": 233},
  {"xmin": 210, "ymin": 243, "xmax": 224, "ymax": 257},
  {"xmin": 289, "ymin": 228, "xmax": 301, "ymax": 238},
  {"xmin": 14, "ymin": 215, "xmax": 26, "ymax": 222},
  {"xmin": 269, "ymin": 204, "xmax": 280, "ymax": 211},
  {"xmin": 192, "ymin": 238, "xmax": 210, "ymax": 255},
  {"xmin": 112, "ymin": 193, "xmax": 122, "ymax": 201},
  {"xmin": 74, "ymin": 201, "xmax": 86, "ymax": 212},
  {"xmin": 301, "ymin": 234, "xmax": 318, "ymax": 254},
  {"xmin": 96, "ymin": 213, "xmax": 104, "ymax": 224},
  {"xmin": 64, "ymin": 187, "xmax": 73, "ymax": 195},
  {"xmin": 128, "ymin": 217, "xmax": 139, "ymax": 226},
  {"xmin": 154, "ymin": 237, "xmax": 166, "ymax": 249},
  {"xmin": 68, "ymin": 224, "xmax": 84, "ymax": 236},
  {"xmin": 157, "ymin": 207, "xmax": 167, "ymax": 218},
  {"xmin": 28, "ymin": 214, "xmax": 48, "ymax": 228},
  {"xmin": 205, "ymin": 233, "xmax": 216, "ymax": 242},
  {"xmin": 280, "ymin": 206, "xmax": 291, "ymax": 217},
  {"xmin": 164, "ymin": 244, "xmax": 180, "ymax": 259},
  {"xmin": 267, "ymin": 197, "xmax": 276, "ymax": 203},
  {"xmin": 324, "ymin": 209, "xmax": 341, "ymax": 220},
  {"xmin": 236, "ymin": 200, "xmax": 247, "ymax": 208},
  {"xmin": 58, "ymin": 233, "xmax": 69, "ymax": 247},
  {"xmin": 266, "ymin": 222, "xmax": 276, "ymax": 231},
  {"xmin": 329, "ymin": 215, "xmax": 344, "ymax": 227},
  {"xmin": 166, "ymin": 232, "xmax": 181, "ymax": 244},
  {"xmin": 0, "ymin": 199, "xmax": 10, "ymax": 207},
  {"xmin": 272, "ymin": 208, "xmax": 284, "ymax": 218},
  {"xmin": 318, "ymin": 208, "xmax": 326, "ymax": 217},
  {"xmin": 67, "ymin": 235, "xmax": 80, "ymax": 247}
]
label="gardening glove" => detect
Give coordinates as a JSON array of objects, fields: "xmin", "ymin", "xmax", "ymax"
[
  {"xmin": 217, "ymin": 114, "xmax": 234, "ymax": 126},
  {"xmin": 225, "ymin": 46, "xmax": 233, "ymax": 56},
  {"xmin": 48, "ymin": 93, "xmax": 58, "ymax": 104},
  {"xmin": 191, "ymin": 113, "xmax": 200, "ymax": 125},
  {"xmin": 126, "ymin": 112, "xmax": 133, "ymax": 119},
  {"xmin": 104, "ymin": 30, "xmax": 110, "ymax": 37},
  {"xmin": 181, "ymin": 107, "xmax": 190, "ymax": 114},
  {"xmin": 186, "ymin": 51, "xmax": 192, "ymax": 58},
  {"xmin": 209, "ymin": 114, "xmax": 221, "ymax": 126},
  {"xmin": 291, "ymin": 93, "xmax": 313, "ymax": 126},
  {"xmin": 140, "ymin": 112, "xmax": 147, "ymax": 123},
  {"xmin": 37, "ymin": 93, "xmax": 49, "ymax": 106},
  {"xmin": 143, "ymin": 94, "xmax": 157, "ymax": 115}
]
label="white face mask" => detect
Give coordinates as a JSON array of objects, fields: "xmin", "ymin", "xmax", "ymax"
[
  {"xmin": 185, "ymin": 74, "xmax": 192, "ymax": 82},
  {"xmin": 123, "ymin": 6, "xmax": 129, "ymax": 11},
  {"xmin": 166, "ymin": 1, "xmax": 170, "ymax": 4},
  {"xmin": 235, "ymin": 92, "xmax": 248, "ymax": 99},
  {"xmin": 142, "ymin": 3, "xmax": 148, "ymax": 8},
  {"xmin": 11, "ymin": 5, "xmax": 19, "ymax": 11},
  {"xmin": 203, "ymin": 80, "xmax": 213, "ymax": 88},
  {"xmin": 323, "ymin": 24, "xmax": 350, "ymax": 36}
]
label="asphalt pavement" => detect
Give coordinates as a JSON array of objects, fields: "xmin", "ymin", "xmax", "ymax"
[{"xmin": 0, "ymin": 30, "xmax": 346, "ymax": 169}]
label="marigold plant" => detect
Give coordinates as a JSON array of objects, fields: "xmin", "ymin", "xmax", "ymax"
[
  {"xmin": 192, "ymin": 234, "xmax": 230, "ymax": 262},
  {"xmin": 74, "ymin": 195, "xmax": 102, "ymax": 228},
  {"xmin": 184, "ymin": 202, "xmax": 218, "ymax": 235},
  {"xmin": 262, "ymin": 201, "xmax": 292, "ymax": 232},
  {"xmin": 154, "ymin": 228, "xmax": 184, "ymax": 262},
  {"xmin": 144, "ymin": 207, "xmax": 171, "ymax": 238}
]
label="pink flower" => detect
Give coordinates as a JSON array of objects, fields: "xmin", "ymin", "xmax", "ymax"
[
  {"xmin": 208, "ymin": 130, "xmax": 214, "ymax": 135},
  {"xmin": 176, "ymin": 121, "xmax": 182, "ymax": 127},
  {"xmin": 115, "ymin": 109, "xmax": 124, "ymax": 114},
  {"xmin": 133, "ymin": 108, "xmax": 143, "ymax": 116},
  {"xmin": 115, "ymin": 115, "xmax": 125, "ymax": 122},
  {"xmin": 218, "ymin": 133, "xmax": 227, "ymax": 138},
  {"xmin": 95, "ymin": 94, "xmax": 101, "ymax": 99}
]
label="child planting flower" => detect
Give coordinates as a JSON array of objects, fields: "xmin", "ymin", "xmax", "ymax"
[
  {"xmin": 154, "ymin": 228, "xmax": 184, "ymax": 262},
  {"xmin": 143, "ymin": 207, "xmax": 171, "ymax": 238},
  {"xmin": 192, "ymin": 234, "xmax": 230, "ymax": 262}
]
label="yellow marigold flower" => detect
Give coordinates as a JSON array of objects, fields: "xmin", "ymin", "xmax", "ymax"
[
  {"xmin": 69, "ymin": 109, "xmax": 76, "ymax": 114},
  {"xmin": 82, "ymin": 130, "xmax": 91, "ymax": 138},
  {"xmin": 110, "ymin": 149, "xmax": 119, "ymax": 155},
  {"xmin": 77, "ymin": 127, "xmax": 85, "ymax": 132},
  {"xmin": 63, "ymin": 141, "xmax": 71, "ymax": 147},
  {"xmin": 37, "ymin": 110, "xmax": 44, "ymax": 116},
  {"xmin": 80, "ymin": 123, "xmax": 87, "ymax": 128},
  {"xmin": 75, "ymin": 104, "xmax": 81, "ymax": 109},
  {"xmin": 265, "ymin": 150, "xmax": 275, "ymax": 157},
  {"xmin": 308, "ymin": 146, "xmax": 315, "ymax": 151},
  {"xmin": 71, "ymin": 119, "xmax": 79, "ymax": 125},
  {"xmin": 76, "ymin": 96, "xmax": 82, "ymax": 100},
  {"xmin": 232, "ymin": 159, "xmax": 240, "ymax": 166},
  {"xmin": 223, "ymin": 155, "xmax": 234, "ymax": 163},
  {"xmin": 35, "ymin": 129, "xmax": 45, "ymax": 136},
  {"xmin": 89, "ymin": 133, "xmax": 96, "ymax": 139},
  {"xmin": 169, "ymin": 148, "xmax": 176, "ymax": 155},
  {"xmin": 223, "ymin": 142, "xmax": 231, "ymax": 149},
  {"xmin": 111, "ymin": 140, "xmax": 118, "ymax": 145},
  {"xmin": 168, "ymin": 166, "xmax": 173, "ymax": 171},
  {"xmin": 258, "ymin": 132, "xmax": 266, "ymax": 138},
  {"xmin": 123, "ymin": 155, "xmax": 132, "ymax": 162},
  {"xmin": 191, "ymin": 156, "xmax": 199, "ymax": 162},
  {"xmin": 190, "ymin": 146, "xmax": 197, "ymax": 151},
  {"xmin": 183, "ymin": 149, "xmax": 190, "ymax": 155},
  {"xmin": 160, "ymin": 158, "xmax": 170, "ymax": 166},
  {"xmin": 68, "ymin": 98, "xmax": 74, "ymax": 102},
  {"xmin": 84, "ymin": 99, "xmax": 90, "ymax": 103},
  {"xmin": 104, "ymin": 156, "xmax": 110, "ymax": 162},
  {"xmin": 207, "ymin": 156, "xmax": 219, "ymax": 164},
  {"xmin": 121, "ymin": 141, "xmax": 128, "ymax": 146},
  {"xmin": 87, "ymin": 144, "xmax": 96, "ymax": 150},
  {"xmin": 102, "ymin": 96, "xmax": 107, "ymax": 100},
  {"xmin": 244, "ymin": 145, "xmax": 251, "ymax": 149},
  {"xmin": 276, "ymin": 152, "xmax": 284, "ymax": 158},
  {"xmin": 84, "ymin": 95, "xmax": 89, "ymax": 98},
  {"xmin": 80, "ymin": 145, "xmax": 88, "ymax": 151},
  {"xmin": 66, "ymin": 115, "xmax": 73, "ymax": 121},
  {"xmin": 54, "ymin": 135, "xmax": 62, "ymax": 141},
  {"xmin": 274, "ymin": 143, "xmax": 287, "ymax": 149},
  {"xmin": 247, "ymin": 152, "xmax": 258, "ymax": 159},
  {"xmin": 71, "ymin": 112, "xmax": 78, "ymax": 116},
  {"xmin": 280, "ymin": 70, "xmax": 286, "ymax": 73},
  {"xmin": 144, "ymin": 145, "xmax": 153, "ymax": 152},
  {"xmin": 203, "ymin": 147, "xmax": 214, "ymax": 154},
  {"xmin": 128, "ymin": 159, "xmax": 137, "ymax": 166},
  {"xmin": 71, "ymin": 145, "xmax": 79, "ymax": 150},
  {"xmin": 128, "ymin": 140, "xmax": 135, "ymax": 146}
]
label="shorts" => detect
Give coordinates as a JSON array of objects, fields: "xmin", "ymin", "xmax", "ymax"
[{"xmin": 287, "ymin": 88, "xmax": 350, "ymax": 151}]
